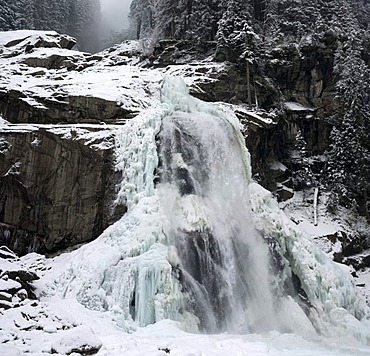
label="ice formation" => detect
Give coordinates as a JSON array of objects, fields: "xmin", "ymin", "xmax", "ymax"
[{"xmin": 43, "ymin": 77, "xmax": 370, "ymax": 342}]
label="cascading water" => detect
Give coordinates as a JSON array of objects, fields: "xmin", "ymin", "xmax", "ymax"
[
  {"xmin": 48, "ymin": 76, "xmax": 370, "ymax": 343},
  {"xmin": 157, "ymin": 108, "xmax": 282, "ymax": 333}
]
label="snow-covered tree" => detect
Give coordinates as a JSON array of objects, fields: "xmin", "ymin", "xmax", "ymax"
[
  {"xmin": 0, "ymin": 0, "xmax": 31, "ymax": 30},
  {"xmin": 216, "ymin": 0, "xmax": 258, "ymax": 60},
  {"xmin": 186, "ymin": 0, "xmax": 221, "ymax": 41},
  {"xmin": 263, "ymin": 0, "xmax": 320, "ymax": 44},
  {"xmin": 129, "ymin": 0, "xmax": 155, "ymax": 39},
  {"xmin": 327, "ymin": 38, "xmax": 370, "ymax": 218}
]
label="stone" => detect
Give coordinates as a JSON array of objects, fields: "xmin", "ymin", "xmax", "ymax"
[
  {"xmin": 276, "ymin": 185, "xmax": 294, "ymax": 202},
  {"xmin": 0, "ymin": 129, "xmax": 121, "ymax": 255},
  {"xmin": 21, "ymin": 55, "xmax": 78, "ymax": 70},
  {"xmin": 0, "ymin": 88, "xmax": 135, "ymax": 125},
  {"xmin": 0, "ymin": 291, "xmax": 12, "ymax": 302},
  {"xmin": 0, "ymin": 299, "xmax": 12, "ymax": 309}
]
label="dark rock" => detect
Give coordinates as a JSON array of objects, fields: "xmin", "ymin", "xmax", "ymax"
[
  {"xmin": 21, "ymin": 54, "xmax": 78, "ymax": 70},
  {"xmin": 276, "ymin": 185, "xmax": 294, "ymax": 202},
  {"xmin": 0, "ymin": 129, "xmax": 121, "ymax": 255},
  {"xmin": 333, "ymin": 252, "xmax": 343, "ymax": 263},
  {"xmin": 0, "ymin": 300, "xmax": 12, "ymax": 309},
  {"xmin": 0, "ymin": 89, "xmax": 135, "ymax": 125},
  {"xmin": 7, "ymin": 270, "xmax": 38, "ymax": 283},
  {"xmin": 343, "ymin": 252, "xmax": 370, "ymax": 271},
  {"xmin": 0, "ymin": 291, "xmax": 12, "ymax": 302},
  {"xmin": 0, "ymin": 276, "xmax": 22, "ymax": 295},
  {"xmin": 0, "ymin": 245, "xmax": 18, "ymax": 260}
]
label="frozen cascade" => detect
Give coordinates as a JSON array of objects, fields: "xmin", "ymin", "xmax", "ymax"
[{"xmin": 43, "ymin": 77, "xmax": 370, "ymax": 343}]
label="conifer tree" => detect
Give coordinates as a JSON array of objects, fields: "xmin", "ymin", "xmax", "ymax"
[
  {"xmin": 216, "ymin": 0, "xmax": 258, "ymax": 60},
  {"xmin": 327, "ymin": 37, "xmax": 370, "ymax": 218}
]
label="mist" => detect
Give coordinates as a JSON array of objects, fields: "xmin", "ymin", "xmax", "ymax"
[{"xmin": 100, "ymin": 0, "xmax": 132, "ymax": 32}]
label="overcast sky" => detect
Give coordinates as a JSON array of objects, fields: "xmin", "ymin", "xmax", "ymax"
[{"xmin": 100, "ymin": 0, "xmax": 132, "ymax": 31}]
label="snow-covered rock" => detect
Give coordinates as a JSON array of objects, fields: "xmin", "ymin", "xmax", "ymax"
[{"xmin": 50, "ymin": 326, "xmax": 102, "ymax": 355}]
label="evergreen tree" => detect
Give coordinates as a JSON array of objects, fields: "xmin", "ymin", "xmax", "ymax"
[
  {"xmin": 264, "ymin": 0, "xmax": 320, "ymax": 44},
  {"xmin": 186, "ymin": 0, "xmax": 221, "ymax": 41},
  {"xmin": 0, "ymin": 0, "xmax": 26, "ymax": 30},
  {"xmin": 327, "ymin": 38, "xmax": 370, "ymax": 218},
  {"xmin": 129, "ymin": 0, "xmax": 157, "ymax": 39},
  {"xmin": 216, "ymin": 0, "xmax": 258, "ymax": 60}
]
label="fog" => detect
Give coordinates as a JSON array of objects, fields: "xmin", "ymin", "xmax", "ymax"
[{"xmin": 100, "ymin": 0, "xmax": 132, "ymax": 32}]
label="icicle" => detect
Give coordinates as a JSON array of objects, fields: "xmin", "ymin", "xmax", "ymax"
[{"xmin": 313, "ymin": 187, "xmax": 319, "ymax": 226}]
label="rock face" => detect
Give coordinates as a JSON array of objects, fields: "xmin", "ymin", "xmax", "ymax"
[
  {"xmin": 0, "ymin": 32, "xmax": 158, "ymax": 255},
  {"xmin": 0, "ymin": 128, "xmax": 120, "ymax": 255},
  {"xmin": 0, "ymin": 89, "xmax": 134, "ymax": 125}
]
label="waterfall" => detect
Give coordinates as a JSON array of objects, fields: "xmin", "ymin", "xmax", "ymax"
[
  {"xmin": 157, "ymin": 104, "xmax": 281, "ymax": 333},
  {"xmin": 47, "ymin": 77, "xmax": 370, "ymax": 343}
]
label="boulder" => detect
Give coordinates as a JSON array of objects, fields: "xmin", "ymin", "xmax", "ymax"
[{"xmin": 51, "ymin": 326, "xmax": 102, "ymax": 355}]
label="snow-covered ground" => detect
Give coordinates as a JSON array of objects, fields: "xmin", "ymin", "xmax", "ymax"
[{"xmin": 1, "ymin": 254, "xmax": 369, "ymax": 356}]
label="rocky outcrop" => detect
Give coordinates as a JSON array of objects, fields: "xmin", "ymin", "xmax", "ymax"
[
  {"xmin": 0, "ymin": 246, "xmax": 38, "ymax": 308},
  {"xmin": 0, "ymin": 89, "xmax": 135, "ymax": 125},
  {"xmin": 0, "ymin": 128, "xmax": 121, "ymax": 255}
]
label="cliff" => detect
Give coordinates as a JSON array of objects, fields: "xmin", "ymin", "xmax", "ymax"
[{"xmin": 0, "ymin": 31, "xmax": 369, "ymax": 281}]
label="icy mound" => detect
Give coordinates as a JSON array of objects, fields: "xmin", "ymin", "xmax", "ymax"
[{"xmin": 250, "ymin": 182, "xmax": 370, "ymax": 342}]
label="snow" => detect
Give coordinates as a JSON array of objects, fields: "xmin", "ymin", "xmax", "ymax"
[
  {"xmin": 50, "ymin": 325, "xmax": 102, "ymax": 354},
  {"xmin": 0, "ymin": 277, "xmax": 22, "ymax": 291},
  {"xmin": 0, "ymin": 344, "xmax": 22, "ymax": 356},
  {"xmin": 1, "ymin": 31, "xmax": 370, "ymax": 355},
  {"xmin": 0, "ymin": 30, "xmax": 66, "ymax": 46},
  {"xmin": 285, "ymin": 101, "xmax": 316, "ymax": 112},
  {"xmin": 2, "ymin": 295, "xmax": 369, "ymax": 355},
  {"xmin": 280, "ymin": 190, "xmax": 343, "ymax": 243}
]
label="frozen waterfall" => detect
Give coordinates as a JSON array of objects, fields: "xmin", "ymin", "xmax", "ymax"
[
  {"xmin": 46, "ymin": 77, "xmax": 370, "ymax": 343},
  {"xmin": 158, "ymin": 90, "xmax": 282, "ymax": 333}
]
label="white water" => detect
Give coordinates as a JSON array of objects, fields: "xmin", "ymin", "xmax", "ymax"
[
  {"xmin": 41, "ymin": 77, "xmax": 370, "ymax": 344},
  {"xmin": 158, "ymin": 111, "xmax": 282, "ymax": 332}
]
